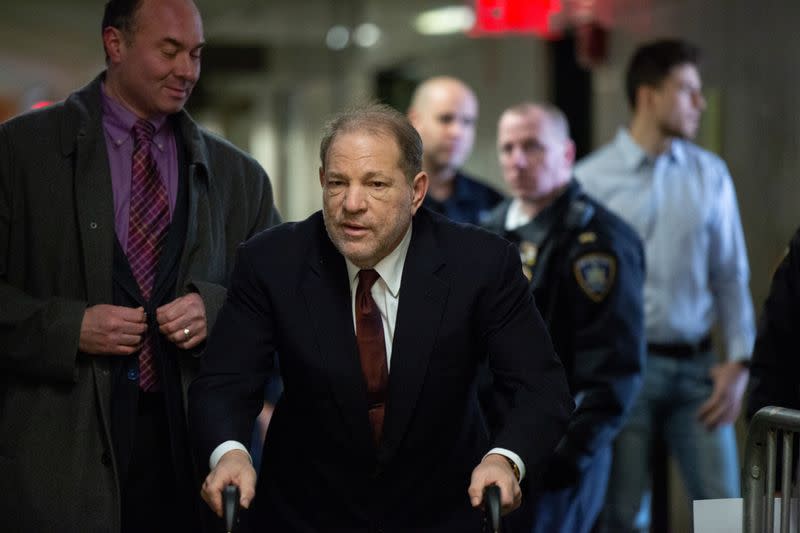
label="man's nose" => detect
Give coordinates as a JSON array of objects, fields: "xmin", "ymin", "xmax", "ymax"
[
  {"xmin": 175, "ymin": 52, "xmax": 200, "ymax": 82},
  {"xmin": 448, "ymin": 119, "xmax": 465, "ymax": 139},
  {"xmin": 694, "ymin": 91, "xmax": 706, "ymax": 111},
  {"xmin": 343, "ymin": 185, "xmax": 367, "ymax": 212},
  {"xmin": 512, "ymin": 147, "xmax": 528, "ymax": 168}
]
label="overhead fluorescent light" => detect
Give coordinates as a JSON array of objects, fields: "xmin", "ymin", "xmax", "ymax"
[{"xmin": 414, "ymin": 5, "xmax": 475, "ymax": 35}]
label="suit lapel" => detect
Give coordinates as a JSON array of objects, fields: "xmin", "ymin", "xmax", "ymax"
[
  {"xmin": 72, "ymin": 111, "xmax": 115, "ymax": 307},
  {"xmin": 381, "ymin": 213, "xmax": 449, "ymax": 460},
  {"xmin": 300, "ymin": 219, "xmax": 375, "ymax": 455}
]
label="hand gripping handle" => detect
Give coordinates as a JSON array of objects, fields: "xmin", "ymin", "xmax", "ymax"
[
  {"xmin": 484, "ymin": 484, "xmax": 501, "ymax": 533},
  {"xmin": 223, "ymin": 484, "xmax": 240, "ymax": 533}
]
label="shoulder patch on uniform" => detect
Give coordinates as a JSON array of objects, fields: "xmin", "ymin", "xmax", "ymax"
[
  {"xmin": 573, "ymin": 253, "xmax": 616, "ymax": 302},
  {"xmin": 578, "ymin": 231, "xmax": 597, "ymax": 244}
]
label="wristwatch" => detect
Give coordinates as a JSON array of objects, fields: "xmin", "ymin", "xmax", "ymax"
[{"xmin": 502, "ymin": 455, "xmax": 521, "ymax": 482}]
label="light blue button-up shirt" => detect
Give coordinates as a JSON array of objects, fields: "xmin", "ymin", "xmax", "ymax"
[{"xmin": 575, "ymin": 128, "xmax": 754, "ymax": 361}]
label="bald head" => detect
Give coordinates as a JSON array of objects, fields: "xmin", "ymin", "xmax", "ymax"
[
  {"xmin": 408, "ymin": 76, "xmax": 478, "ymax": 177},
  {"xmin": 102, "ymin": 0, "xmax": 204, "ymax": 119},
  {"xmin": 409, "ymin": 76, "xmax": 475, "ymax": 112}
]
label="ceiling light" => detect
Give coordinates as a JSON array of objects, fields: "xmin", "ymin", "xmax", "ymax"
[
  {"xmin": 325, "ymin": 25, "xmax": 350, "ymax": 50},
  {"xmin": 414, "ymin": 5, "xmax": 475, "ymax": 35},
  {"xmin": 353, "ymin": 23, "xmax": 381, "ymax": 48}
]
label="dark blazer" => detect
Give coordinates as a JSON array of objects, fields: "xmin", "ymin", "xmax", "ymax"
[
  {"xmin": 748, "ymin": 226, "xmax": 800, "ymax": 417},
  {"xmin": 0, "ymin": 74, "xmax": 279, "ymax": 532},
  {"xmin": 422, "ymin": 170, "xmax": 504, "ymax": 225},
  {"xmin": 189, "ymin": 208, "xmax": 573, "ymax": 532}
]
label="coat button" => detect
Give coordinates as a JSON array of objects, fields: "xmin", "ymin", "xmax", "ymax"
[
  {"xmin": 127, "ymin": 368, "xmax": 139, "ymax": 381},
  {"xmin": 101, "ymin": 452, "xmax": 112, "ymax": 467},
  {"xmin": 89, "ymin": 221, "xmax": 98, "ymax": 229}
]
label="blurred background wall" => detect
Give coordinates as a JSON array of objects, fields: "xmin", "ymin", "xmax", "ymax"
[{"xmin": 2, "ymin": 0, "xmax": 799, "ymax": 529}]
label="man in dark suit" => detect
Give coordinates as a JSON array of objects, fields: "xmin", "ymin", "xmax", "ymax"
[
  {"xmin": 0, "ymin": 0, "xmax": 279, "ymax": 531},
  {"xmin": 189, "ymin": 104, "xmax": 573, "ymax": 532}
]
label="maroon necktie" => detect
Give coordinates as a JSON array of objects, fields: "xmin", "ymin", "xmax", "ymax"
[
  {"xmin": 127, "ymin": 119, "xmax": 170, "ymax": 392},
  {"xmin": 356, "ymin": 269, "xmax": 389, "ymax": 445}
]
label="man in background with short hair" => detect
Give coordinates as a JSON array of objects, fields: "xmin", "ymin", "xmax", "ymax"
[
  {"xmin": 408, "ymin": 76, "xmax": 503, "ymax": 225},
  {"xmin": 575, "ymin": 39, "xmax": 755, "ymax": 532}
]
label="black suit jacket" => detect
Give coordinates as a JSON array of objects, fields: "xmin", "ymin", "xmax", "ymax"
[
  {"xmin": 189, "ymin": 208, "xmax": 572, "ymax": 532},
  {"xmin": 748, "ymin": 226, "xmax": 800, "ymax": 416}
]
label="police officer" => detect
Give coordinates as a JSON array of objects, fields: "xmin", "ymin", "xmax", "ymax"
[{"xmin": 482, "ymin": 102, "xmax": 645, "ymax": 533}]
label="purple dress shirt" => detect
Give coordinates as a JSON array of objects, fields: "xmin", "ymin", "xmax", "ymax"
[{"xmin": 101, "ymin": 85, "xmax": 179, "ymax": 251}]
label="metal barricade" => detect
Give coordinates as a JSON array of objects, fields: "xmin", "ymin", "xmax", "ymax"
[{"xmin": 743, "ymin": 406, "xmax": 800, "ymax": 533}]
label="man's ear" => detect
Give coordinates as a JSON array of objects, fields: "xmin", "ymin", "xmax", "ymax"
[
  {"xmin": 636, "ymin": 85, "xmax": 656, "ymax": 113},
  {"xmin": 408, "ymin": 108, "xmax": 420, "ymax": 129},
  {"xmin": 103, "ymin": 26, "xmax": 125, "ymax": 65},
  {"xmin": 564, "ymin": 139, "xmax": 576, "ymax": 167},
  {"xmin": 319, "ymin": 167, "xmax": 325, "ymax": 188},
  {"xmin": 410, "ymin": 171, "xmax": 429, "ymax": 214}
]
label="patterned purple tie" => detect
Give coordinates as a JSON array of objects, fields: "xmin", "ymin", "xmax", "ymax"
[
  {"xmin": 127, "ymin": 118, "xmax": 170, "ymax": 391},
  {"xmin": 355, "ymin": 269, "xmax": 389, "ymax": 445}
]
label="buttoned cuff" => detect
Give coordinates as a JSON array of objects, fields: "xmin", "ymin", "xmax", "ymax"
[
  {"xmin": 485, "ymin": 447, "xmax": 526, "ymax": 481},
  {"xmin": 209, "ymin": 440, "xmax": 252, "ymax": 470},
  {"xmin": 725, "ymin": 335, "xmax": 753, "ymax": 364}
]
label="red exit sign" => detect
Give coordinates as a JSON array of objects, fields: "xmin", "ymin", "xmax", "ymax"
[{"xmin": 471, "ymin": 0, "xmax": 563, "ymax": 37}]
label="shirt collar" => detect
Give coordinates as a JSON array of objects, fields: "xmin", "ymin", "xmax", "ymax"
[
  {"xmin": 615, "ymin": 127, "xmax": 685, "ymax": 169},
  {"xmin": 101, "ymin": 82, "xmax": 170, "ymax": 151},
  {"xmin": 614, "ymin": 128, "xmax": 649, "ymax": 170},
  {"xmin": 345, "ymin": 222, "xmax": 413, "ymax": 298},
  {"xmin": 668, "ymin": 138, "xmax": 687, "ymax": 164},
  {"xmin": 505, "ymin": 181, "xmax": 577, "ymax": 237},
  {"xmin": 504, "ymin": 198, "xmax": 533, "ymax": 231}
]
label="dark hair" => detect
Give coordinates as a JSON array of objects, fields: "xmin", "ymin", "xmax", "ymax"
[
  {"xmin": 625, "ymin": 39, "xmax": 701, "ymax": 109},
  {"xmin": 102, "ymin": 0, "xmax": 142, "ymax": 36},
  {"xmin": 319, "ymin": 103, "xmax": 423, "ymax": 181},
  {"xmin": 101, "ymin": 0, "xmax": 142, "ymax": 61}
]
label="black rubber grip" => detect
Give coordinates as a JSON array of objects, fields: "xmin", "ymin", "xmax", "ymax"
[
  {"xmin": 484, "ymin": 484, "xmax": 501, "ymax": 532},
  {"xmin": 223, "ymin": 484, "xmax": 239, "ymax": 533}
]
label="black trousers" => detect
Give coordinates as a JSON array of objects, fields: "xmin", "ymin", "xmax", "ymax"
[{"xmin": 121, "ymin": 391, "xmax": 184, "ymax": 533}]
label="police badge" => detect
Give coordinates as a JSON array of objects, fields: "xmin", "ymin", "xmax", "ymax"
[{"xmin": 519, "ymin": 241, "xmax": 538, "ymax": 281}]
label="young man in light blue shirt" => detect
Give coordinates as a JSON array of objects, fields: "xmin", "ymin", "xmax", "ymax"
[{"xmin": 575, "ymin": 39, "xmax": 755, "ymax": 533}]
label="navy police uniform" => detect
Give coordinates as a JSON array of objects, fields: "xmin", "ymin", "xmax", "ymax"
[
  {"xmin": 482, "ymin": 180, "xmax": 645, "ymax": 533},
  {"xmin": 423, "ymin": 170, "xmax": 503, "ymax": 225}
]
